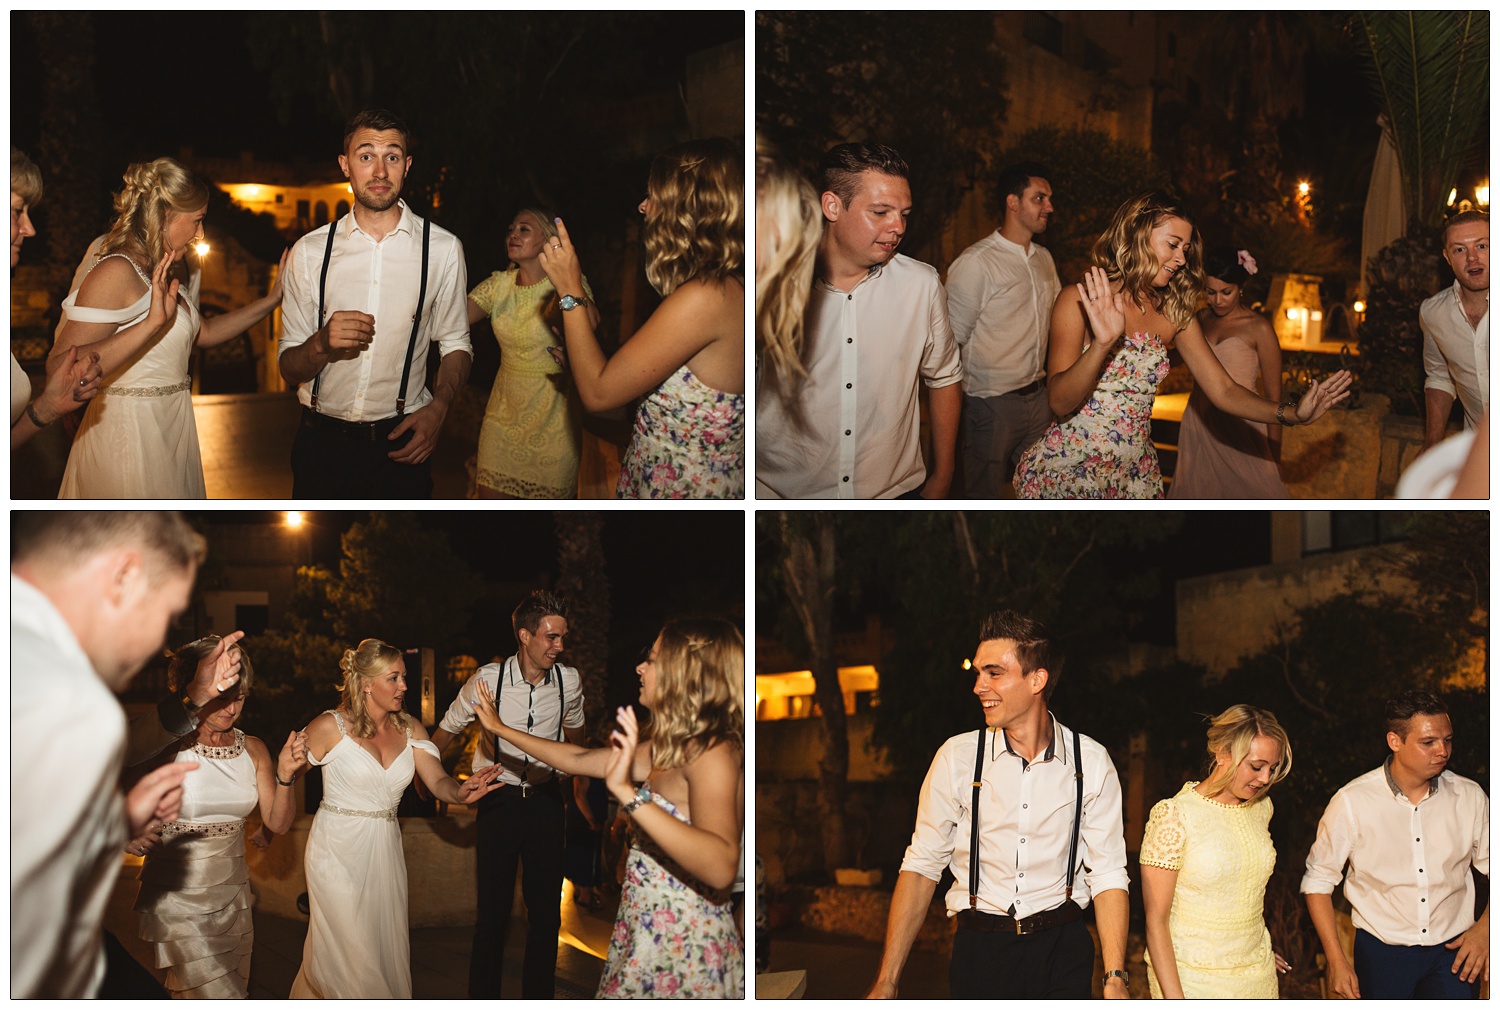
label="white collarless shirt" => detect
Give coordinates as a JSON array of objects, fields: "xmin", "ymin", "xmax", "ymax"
[
  {"xmin": 945, "ymin": 230, "xmax": 1061, "ymax": 398},
  {"xmin": 755, "ymin": 253, "xmax": 962, "ymax": 499}
]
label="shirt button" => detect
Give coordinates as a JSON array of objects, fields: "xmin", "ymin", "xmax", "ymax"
[
  {"xmin": 842, "ymin": 476, "xmax": 850, "ymax": 483},
  {"xmin": 846, "ymin": 383, "xmax": 853, "ymax": 389},
  {"xmin": 844, "ymin": 430, "xmax": 852, "ymax": 436},
  {"xmin": 1020, "ymin": 838, "xmax": 1026, "ymax": 844},
  {"xmin": 847, "ymin": 337, "xmax": 853, "ymax": 343},
  {"xmin": 1022, "ymin": 803, "xmax": 1028, "ymax": 809}
]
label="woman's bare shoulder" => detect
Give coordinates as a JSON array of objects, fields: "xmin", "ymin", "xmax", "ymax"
[{"xmin": 75, "ymin": 255, "xmax": 148, "ymax": 309}]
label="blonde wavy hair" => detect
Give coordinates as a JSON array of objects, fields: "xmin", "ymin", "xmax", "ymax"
[
  {"xmin": 755, "ymin": 133, "xmax": 820, "ymax": 389},
  {"xmin": 1090, "ymin": 190, "xmax": 1203, "ymax": 331},
  {"xmin": 98, "ymin": 157, "xmax": 210, "ymax": 268},
  {"xmin": 642, "ymin": 138, "xmax": 744, "ymax": 297},
  {"xmin": 1198, "ymin": 704, "xmax": 1292, "ymax": 804},
  {"xmin": 338, "ymin": 639, "xmax": 410, "ymax": 739},
  {"xmin": 647, "ymin": 618, "xmax": 744, "ymax": 771},
  {"xmin": 11, "ymin": 146, "xmax": 43, "ymax": 206}
]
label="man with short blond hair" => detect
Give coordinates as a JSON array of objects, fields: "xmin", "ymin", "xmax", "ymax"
[
  {"xmin": 11, "ymin": 512, "xmax": 207, "ymax": 997},
  {"xmin": 1420, "ymin": 211, "xmax": 1488, "ymax": 452}
]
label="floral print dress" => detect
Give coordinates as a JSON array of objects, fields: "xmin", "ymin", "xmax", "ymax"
[
  {"xmin": 1014, "ymin": 331, "xmax": 1172, "ymax": 499},
  {"xmin": 617, "ymin": 365, "xmax": 744, "ymax": 499},
  {"xmin": 596, "ymin": 793, "xmax": 745, "ymax": 999}
]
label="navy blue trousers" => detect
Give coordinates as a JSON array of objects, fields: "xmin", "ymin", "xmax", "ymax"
[{"xmin": 1354, "ymin": 928, "xmax": 1481, "ymax": 999}]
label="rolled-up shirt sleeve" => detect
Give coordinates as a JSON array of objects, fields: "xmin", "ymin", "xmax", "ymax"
[
  {"xmin": 1301, "ymin": 790, "xmax": 1353, "ymax": 894},
  {"xmin": 428, "ymin": 237, "xmax": 472, "ymax": 360},
  {"xmin": 900, "ymin": 739, "xmax": 961, "ymax": 882},
  {"xmin": 436, "ymin": 667, "xmax": 486, "ymax": 736},
  {"xmin": 278, "ymin": 235, "xmax": 318, "ymax": 356},
  {"xmin": 1471, "ymin": 789, "xmax": 1489, "ymax": 877},
  {"xmin": 1081, "ymin": 743, "xmax": 1130, "ymax": 895},
  {"xmin": 1421, "ymin": 303, "xmax": 1457, "ymax": 397},
  {"xmin": 920, "ymin": 278, "xmax": 963, "ymax": 389}
]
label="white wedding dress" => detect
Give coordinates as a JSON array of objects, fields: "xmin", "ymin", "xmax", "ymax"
[
  {"xmin": 57, "ymin": 254, "xmax": 206, "ymax": 499},
  {"xmin": 290, "ymin": 711, "xmax": 437, "ymax": 999}
]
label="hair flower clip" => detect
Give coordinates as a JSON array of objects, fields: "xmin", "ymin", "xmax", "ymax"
[{"xmin": 1236, "ymin": 250, "xmax": 1259, "ymax": 276}]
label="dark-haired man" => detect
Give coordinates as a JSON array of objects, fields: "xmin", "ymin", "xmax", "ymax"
[
  {"xmin": 756, "ymin": 142, "xmax": 962, "ymax": 499},
  {"xmin": 946, "ymin": 164, "xmax": 1060, "ymax": 498},
  {"xmin": 279, "ymin": 108, "xmax": 472, "ymax": 498},
  {"xmin": 867, "ymin": 611, "xmax": 1129, "ymax": 999},
  {"xmin": 1302, "ymin": 690, "xmax": 1489, "ymax": 999},
  {"xmin": 1420, "ymin": 210, "xmax": 1488, "ymax": 453},
  {"xmin": 11, "ymin": 512, "xmax": 207, "ymax": 997},
  {"xmin": 432, "ymin": 590, "xmax": 585, "ymax": 998}
]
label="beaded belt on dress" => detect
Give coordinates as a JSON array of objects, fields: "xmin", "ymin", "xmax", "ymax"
[
  {"xmin": 101, "ymin": 377, "xmax": 191, "ymax": 397},
  {"xmin": 160, "ymin": 818, "xmax": 245, "ymax": 839},
  {"xmin": 321, "ymin": 802, "xmax": 398, "ymax": 820}
]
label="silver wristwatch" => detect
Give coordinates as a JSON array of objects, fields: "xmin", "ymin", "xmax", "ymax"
[
  {"xmin": 1103, "ymin": 969, "xmax": 1129, "ymax": 986},
  {"xmin": 559, "ymin": 293, "xmax": 591, "ymax": 311}
]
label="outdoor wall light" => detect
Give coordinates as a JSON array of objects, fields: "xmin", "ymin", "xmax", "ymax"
[
  {"xmin": 1477, "ymin": 183, "xmax": 1489, "ymax": 209},
  {"xmin": 194, "ymin": 241, "xmax": 210, "ymax": 257},
  {"xmin": 285, "ymin": 511, "xmax": 304, "ymax": 530}
]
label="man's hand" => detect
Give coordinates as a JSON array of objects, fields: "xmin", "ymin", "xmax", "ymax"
[
  {"xmin": 1325, "ymin": 954, "xmax": 1360, "ymax": 999},
  {"xmin": 865, "ymin": 980, "xmax": 898, "ymax": 999},
  {"xmin": 1103, "ymin": 976, "xmax": 1129, "ymax": 999},
  {"xmin": 387, "ymin": 400, "xmax": 447, "ymax": 464},
  {"xmin": 1447, "ymin": 915, "xmax": 1489, "ymax": 984},
  {"xmin": 918, "ymin": 466, "xmax": 953, "ymax": 499},
  {"xmin": 125, "ymin": 760, "xmax": 198, "ymax": 842},
  {"xmin": 317, "ymin": 310, "xmax": 375, "ymax": 362},
  {"xmin": 187, "ymin": 629, "xmax": 246, "ymax": 709}
]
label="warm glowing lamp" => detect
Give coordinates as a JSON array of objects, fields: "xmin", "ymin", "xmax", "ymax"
[
  {"xmin": 194, "ymin": 241, "xmax": 210, "ymax": 257},
  {"xmin": 285, "ymin": 511, "xmax": 304, "ymax": 530}
]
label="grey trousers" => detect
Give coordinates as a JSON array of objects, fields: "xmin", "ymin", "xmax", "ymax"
[{"xmin": 962, "ymin": 387, "xmax": 1053, "ymax": 498}]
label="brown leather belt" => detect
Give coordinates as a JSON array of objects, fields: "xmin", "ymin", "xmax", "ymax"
[
  {"xmin": 956, "ymin": 902, "xmax": 1083, "ymax": 935},
  {"xmin": 301, "ymin": 406, "xmax": 404, "ymax": 443},
  {"xmin": 1005, "ymin": 378, "xmax": 1046, "ymax": 397}
]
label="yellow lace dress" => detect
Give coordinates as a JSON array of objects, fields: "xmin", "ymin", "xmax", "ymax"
[
  {"xmin": 469, "ymin": 269, "xmax": 593, "ymax": 498},
  {"xmin": 1140, "ymin": 782, "xmax": 1278, "ymax": 998}
]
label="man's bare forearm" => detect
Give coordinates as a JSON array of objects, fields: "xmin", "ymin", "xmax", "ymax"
[
  {"xmin": 868, "ymin": 870, "xmax": 939, "ymax": 997},
  {"xmin": 279, "ymin": 331, "xmax": 333, "ymax": 386}
]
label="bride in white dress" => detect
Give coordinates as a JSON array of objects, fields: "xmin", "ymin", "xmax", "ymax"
[
  {"xmin": 52, "ymin": 157, "xmax": 285, "ymax": 498},
  {"xmin": 289, "ymin": 639, "xmax": 503, "ymax": 999}
]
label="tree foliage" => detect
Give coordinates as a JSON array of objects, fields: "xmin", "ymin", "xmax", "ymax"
[
  {"xmin": 1348, "ymin": 12, "xmax": 1490, "ymax": 231},
  {"xmin": 756, "ymin": 12, "xmax": 1009, "ymax": 257},
  {"xmin": 1352, "ymin": 227, "xmax": 1447, "ymax": 415}
]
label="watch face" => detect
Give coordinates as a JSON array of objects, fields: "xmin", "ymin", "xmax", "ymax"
[{"xmin": 560, "ymin": 295, "xmax": 580, "ymax": 310}]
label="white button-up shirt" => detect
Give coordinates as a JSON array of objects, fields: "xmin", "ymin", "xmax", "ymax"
[
  {"xmin": 11, "ymin": 576, "xmax": 127, "ymax": 998},
  {"xmin": 945, "ymin": 230, "xmax": 1061, "ymax": 398},
  {"xmin": 1301, "ymin": 761, "xmax": 1489, "ymax": 946},
  {"xmin": 755, "ymin": 254, "xmax": 962, "ymax": 499},
  {"xmin": 901, "ymin": 717, "xmax": 1130, "ymax": 917},
  {"xmin": 279, "ymin": 201, "xmax": 472, "ymax": 422},
  {"xmin": 436, "ymin": 657, "xmax": 584, "ymax": 786},
  {"xmin": 1420, "ymin": 282, "xmax": 1489, "ymax": 428}
]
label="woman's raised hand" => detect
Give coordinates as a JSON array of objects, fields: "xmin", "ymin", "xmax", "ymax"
[
  {"xmin": 1293, "ymin": 369, "xmax": 1354, "ymax": 424},
  {"xmin": 471, "ymin": 677, "xmax": 505, "ymax": 737},
  {"xmin": 146, "ymin": 250, "xmax": 181, "ymax": 333},
  {"xmin": 456, "ymin": 763, "xmax": 506, "ymax": 804},
  {"xmin": 605, "ymin": 705, "xmax": 640, "ymax": 801},
  {"xmin": 1077, "ymin": 266, "xmax": 1127, "ymax": 351},
  {"xmin": 278, "ymin": 729, "xmax": 310, "ymax": 782},
  {"xmin": 537, "ymin": 218, "xmax": 586, "ymax": 298}
]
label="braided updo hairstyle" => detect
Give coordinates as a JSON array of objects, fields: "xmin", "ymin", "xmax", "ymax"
[
  {"xmin": 338, "ymin": 638, "xmax": 408, "ymax": 739},
  {"xmin": 97, "ymin": 158, "xmax": 209, "ymax": 269}
]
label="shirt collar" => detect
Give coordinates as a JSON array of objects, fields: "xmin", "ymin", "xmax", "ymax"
[
  {"xmin": 995, "ymin": 230, "xmax": 1035, "ymax": 259},
  {"xmin": 998, "ymin": 713, "xmax": 1060, "ymax": 768},
  {"xmin": 1383, "ymin": 754, "xmax": 1442, "ymax": 800},
  {"xmin": 346, "ymin": 199, "xmax": 414, "ymax": 240},
  {"xmin": 506, "ymin": 654, "xmax": 553, "ymax": 686}
]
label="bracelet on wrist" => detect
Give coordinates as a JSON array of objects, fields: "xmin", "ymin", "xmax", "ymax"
[
  {"xmin": 1276, "ymin": 401, "xmax": 1297, "ymax": 427},
  {"xmin": 24, "ymin": 401, "xmax": 53, "ymax": 428},
  {"xmin": 275, "ymin": 770, "xmax": 297, "ymax": 787},
  {"xmin": 621, "ymin": 784, "xmax": 652, "ymax": 816}
]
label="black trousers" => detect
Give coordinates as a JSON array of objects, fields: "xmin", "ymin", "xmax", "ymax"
[
  {"xmin": 99, "ymin": 929, "xmax": 167, "ymax": 998},
  {"xmin": 949, "ymin": 917, "xmax": 1094, "ymax": 999},
  {"xmin": 469, "ymin": 785, "xmax": 565, "ymax": 998},
  {"xmin": 289, "ymin": 410, "xmax": 433, "ymax": 499}
]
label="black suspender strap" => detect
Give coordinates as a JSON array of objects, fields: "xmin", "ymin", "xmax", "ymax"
[
  {"xmin": 395, "ymin": 216, "xmax": 431, "ymax": 416},
  {"xmin": 966, "ymin": 723, "xmax": 1087, "ymax": 911},
  {"xmin": 1065, "ymin": 726, "xmax": 1084, "ymax": 902},
  {"xmin": 310, "ymin": 211, "xmax": 432, "ymax": 417},
  {"xmin": 967, "ymin": 727, "xmax": 985, "ymax": 909},
  {"xmin": 554, "ymin": 665, "xmax": 565, "ymax": 742},
  {"xmin": 311, "ymin": 219, "xmax": 339, "ymax": 413}
]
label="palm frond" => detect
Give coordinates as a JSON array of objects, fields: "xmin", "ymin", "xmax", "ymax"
[{"xmin": 1350, "ymin": 11, "xmax": 1489, "ymax": 229}]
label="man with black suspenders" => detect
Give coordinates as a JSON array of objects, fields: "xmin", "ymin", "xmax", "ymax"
[
  {"xmin": 431, "ymin": 590, "xmax": 585, "ymax": 998},
  {"xmin": 868, "ymin": 611, "xmax": 1130, "ymax": 999},
  {"xmin": 278, "ymin": 108, "xmax": 472, "ymax": 498}
]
